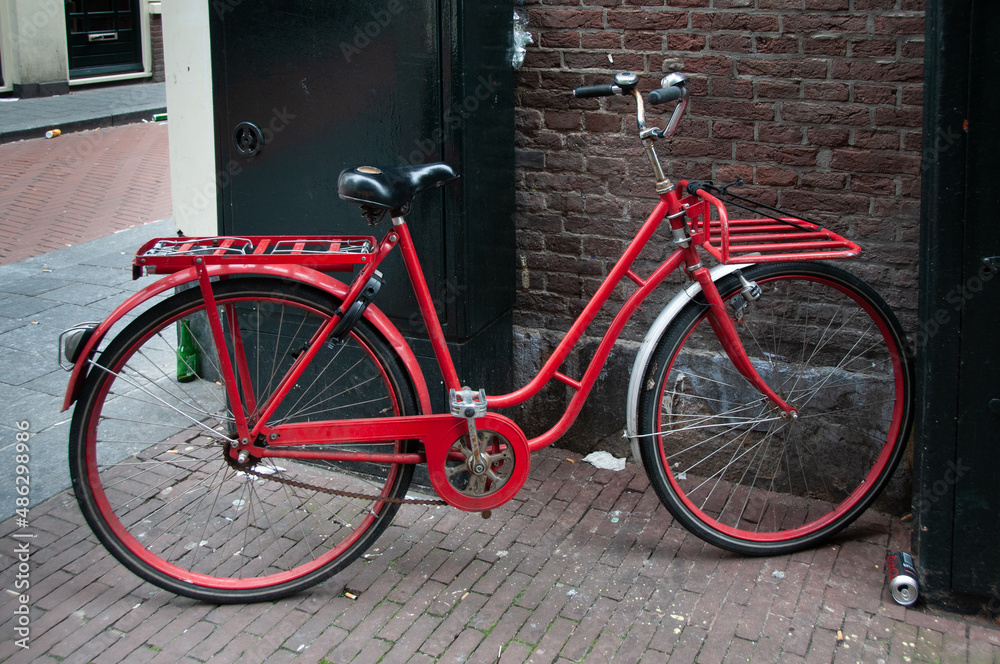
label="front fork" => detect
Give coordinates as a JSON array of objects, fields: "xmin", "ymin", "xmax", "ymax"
[
  {"xmin": 666, "ymin": 200, "xmax": 798, "ymax": 419},
  {"xmin": 690, "ymin": 264, "xmax": 798, "ymax": 418}
]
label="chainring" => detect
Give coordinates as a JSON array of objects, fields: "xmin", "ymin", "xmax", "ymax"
[{"xmin": 444, "ymin": 430, "xmax": 516, "ymax": 498}]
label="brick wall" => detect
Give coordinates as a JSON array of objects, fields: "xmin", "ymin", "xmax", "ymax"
[
  {"xmin": 510, "ymin": 0, "xmax": 924, "ymax": 455},
  {"xmin": 151, "ymin": 13, "xmax": 165, "ymax": 83}
]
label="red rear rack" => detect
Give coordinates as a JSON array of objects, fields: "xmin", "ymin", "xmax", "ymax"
[{"xmin": 132, "ymin": 235, "xmax": 378, "ymax": 278}]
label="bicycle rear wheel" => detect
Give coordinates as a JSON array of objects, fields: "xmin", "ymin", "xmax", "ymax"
[
  {"xmin": 637, "ymin": 262, "xmax": 913, "ymax": 554},
  {"xmin": 70, "ymin": 277, "xmax": 419, "ymax": 602}
]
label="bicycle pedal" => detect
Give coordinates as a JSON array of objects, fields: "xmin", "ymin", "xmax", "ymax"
[
  {"xmin": 451, "ymin": 387, "xmax": 488, "ymax": 447},
  {"xmin": 450, "ymin": 387, "xmax": 487, "ymax": 420}
]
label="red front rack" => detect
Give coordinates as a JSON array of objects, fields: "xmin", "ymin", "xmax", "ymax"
[
  {"xmin": 678, "ymin": 187, "xmax": 861, "ymax": 264},
  {"xmin": 133, "ymin": 235, "xmax": 377, "ymax": 278}
]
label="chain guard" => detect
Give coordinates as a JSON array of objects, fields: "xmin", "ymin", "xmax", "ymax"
[
  {"xmin": 237, "ymin": 412, "xmax": 530, "ymax": 512},
  {"xmin": 424, "ymin": 414, "xmax": 530, "ymax": 512}
]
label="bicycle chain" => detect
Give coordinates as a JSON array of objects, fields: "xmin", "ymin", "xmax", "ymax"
[{"xmin": 242, "ymin": 466, "xmax": 447, "ymax": 506}]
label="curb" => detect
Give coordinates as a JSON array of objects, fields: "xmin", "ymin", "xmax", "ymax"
[{"xmin": 0, "ymin": 106, "xmax": 167, "ymax": 144}]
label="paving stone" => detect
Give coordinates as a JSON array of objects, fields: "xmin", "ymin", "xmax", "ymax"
[
  {"xmin": 561, "ymin": 595, "xmax": 618, "ymax": 660},
  {"xmin": 0, "ymin": 277, "xmax": 72, "ymax": 296},
  {"xmin": 437, "ymin": 627, "xmax": 486, "ymax": 662},
  {"xmin": 421, "ymin": 592, "xmax": 489, "ymax": 657},
  {"xmin": 0, "ymin": 293, "xmax": 62, "ymax": 319},
  {"xmin": 18, "ymin": 369, "xmax": 70, "ymax": 399},
  {"xmin": 470, "ymin": 605, "xmax": 530, "ymax": 662},
  {"xmin": 36, "ymin": 282, "xmax": 125, "ymax": 306},
  {"xmin": 610, "ymin": 609, "xmax": 662, "ymax": 664},
  {"xmin": 429, "ymin": 559, "xmax": 492, "ymax": 616},
  {"xmin": 0, "ymin": 125, "xmax": 171, "ymax": 265},
  {"xmin": 382, "ymin": 613, "xmax": 442, "ymax": 663},
  {"xmin": 670, "ymin": 623, "xmax": 710, "ymax": 664},
  {"xmin": 530, "ymin": 617, "xmax": 575, "ymax": 664}
]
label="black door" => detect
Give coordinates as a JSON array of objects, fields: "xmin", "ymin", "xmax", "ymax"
[
  {"xmin": 65, "ymin": 0, "xmax": 143, "ymax": 78},
  {"xmin": 213, "ymin": 0, "xmax": 446, "ymax": 330},
  {"xmin": 210, "ymin": 1, "xmax": 516, "ymax": 404},
  {"xmin": 211, "ymin": 0, "xmax": 514, "ymax": 339},
  {"xmin": 951, "ymin": 0, "xmax": 1000, "ymax": 595},
  {"xmin": 916, "ymin": 0, "xmax": 1000, "ymax": 609}
]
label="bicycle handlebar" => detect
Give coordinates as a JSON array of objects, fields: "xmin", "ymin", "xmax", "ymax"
[
  {"xmin": 573, "ymin": 72, "xmax": 691, "ymax": 185},
  {"xmin": 573, "ymin": 84, "xmax": 619, "ymax": 99},
  {"xmin": 648, "ymin": 86, "xmax": 685, "ymax": 105}
]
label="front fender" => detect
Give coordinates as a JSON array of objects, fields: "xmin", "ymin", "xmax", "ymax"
[
  {"xmin": 61, "ymin": 264, "xmax": 430, "ymax": 414},
  {"xmin": 625, "ymin": 262, "xmax": 751, "ymax": 471}
]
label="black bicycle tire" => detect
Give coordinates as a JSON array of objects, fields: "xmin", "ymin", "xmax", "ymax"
[{"xmin": 69, "ymin": 277, "xmax": 419, "ymax": 602}]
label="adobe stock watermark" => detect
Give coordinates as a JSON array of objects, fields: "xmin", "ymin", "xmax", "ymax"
[
  {"xmin": 340, "ymin": 0, "xmax": 404, "ymax": 63},
  {"xmin": 212, "ymin": 0, "xmax": 245, "ymax": 20},
  {"xmin": 16, "ymin": 0, "xmax": 60, "ymax": 41},
  {"xmin": 921, "ymin": 121, "xmax": 966, "ymax": 167},
  {"xmin": 906, "ymin": 261, "xmax": 996, "ymax": 358},
  {"xmin": 987, "ymin": 589, "xmax": 1000, "ymax": 619},
  {"xmin": 174, "ymin": 106, "xmax": 297, "ymax": 222},
  {"xmin": 407, "ymin": 279, "xmax": 468, "ymax": 334},
  {"xmin": 11, "ymin": 421, "xmax": 33, "ymax": 650},
  {"xmin": 398, "ymin": 75, "xmax": 502, "ymax": 166},
  {"xmin": 912, "ymin": 458, "xmax": 970, "ymax": 513}
]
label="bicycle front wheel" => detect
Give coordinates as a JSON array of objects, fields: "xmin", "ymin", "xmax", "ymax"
[
  {"xmin": 70, "ymin": 277, "xmax": 419, "ymax": 602},
  {"xmin": 637, "ymin": 262, "xmax": 913, "ymax": 555}
]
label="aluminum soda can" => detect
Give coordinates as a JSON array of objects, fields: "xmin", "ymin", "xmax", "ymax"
[{"xmin": 886, "ymin": 551, "xmax": 919, "ymax": 606}]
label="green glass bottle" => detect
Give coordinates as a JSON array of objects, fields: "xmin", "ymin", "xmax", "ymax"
[{"xmin": 176, "ymin": 319, "xmax": 200, "ymax": 383}]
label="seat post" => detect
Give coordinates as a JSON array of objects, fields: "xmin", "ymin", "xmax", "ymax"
[{"xmin": 391, "ymin": 216, "xmax": 462, "ymax": 393}]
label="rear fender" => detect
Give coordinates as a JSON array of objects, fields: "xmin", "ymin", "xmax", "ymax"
[{"xmin": 61, "ymin": 265, "xmax": 430, "ymax": 413}]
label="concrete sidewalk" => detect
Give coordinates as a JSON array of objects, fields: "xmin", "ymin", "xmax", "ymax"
[
  {"xmin": 0, "ymin": 220, "xmax": 169, "ymax": 516},
  {"xmin": 0, "ymin": 83, "xmax": 166, "ymax": 143},
  {"xmin": 0, "ymin": 227, "xmax": 997, "ymax": 663}
]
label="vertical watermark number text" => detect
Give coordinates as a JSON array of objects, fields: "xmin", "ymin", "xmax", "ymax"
[{"xmin": 12, "ymin": 421, "xmax": 33, "ymax": 650}]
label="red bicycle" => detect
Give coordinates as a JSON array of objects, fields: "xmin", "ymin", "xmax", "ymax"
[{"xmin": 61, "ymin": 72, "xmax": 914, "ymax": 602}]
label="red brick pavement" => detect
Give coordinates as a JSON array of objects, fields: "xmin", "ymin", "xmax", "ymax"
[
  {"xmin": 0, "ymin": 123, "xmax": 171, "ymax": 265},
  {"xmin": 1, "ymin": 446, "xmax": 998, "ymax": 663}
]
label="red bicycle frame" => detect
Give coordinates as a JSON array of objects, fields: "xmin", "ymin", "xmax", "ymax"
[
  {"xmin": 200, "ymin": 185, "xmax": 795, "ymax": 472},
  {"xmin": 124, "ymin": 82, "xmax": 859, "ymax": 513}
]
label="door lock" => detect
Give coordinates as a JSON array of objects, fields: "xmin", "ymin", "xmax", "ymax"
[{"xmin": 233, "ymin": 122, "xmax": 264, "ymax": 157}]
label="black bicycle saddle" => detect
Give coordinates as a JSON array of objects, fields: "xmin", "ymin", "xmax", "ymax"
[{"xmin": 338, "ymin": 163, "xmax": 458, "ymax": 216}]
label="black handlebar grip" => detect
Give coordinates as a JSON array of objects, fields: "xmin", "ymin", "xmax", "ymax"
[
  {"xmin": 648, "ymin": 86, "xmax": 685, "ymax": 105},
  {"xmin": 573, "ymin": 84, "xmax": 616, "ymax": 98}
]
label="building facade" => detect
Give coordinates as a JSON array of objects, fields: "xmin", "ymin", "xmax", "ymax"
[{"xmin": 0, "ymin": 0, "xmax": 164, "ymax": 97}]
